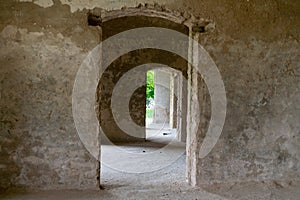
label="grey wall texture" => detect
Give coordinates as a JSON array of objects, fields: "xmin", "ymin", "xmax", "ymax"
[
  {"xmin": 0, "ymin": 0, "xmax": 299, "ymax": 192},
  {"xmin": 153, "ymin": 69, "xmax": 171, "ymax": 124}
]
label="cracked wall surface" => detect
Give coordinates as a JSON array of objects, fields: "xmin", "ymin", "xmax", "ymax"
[
  {"xmin": 196, "ymin": 34, "xmax": 300, "ymax": 184},
  {"xmin": 0, "ymin": 0, "xmax": 299, "ymax": 191}
]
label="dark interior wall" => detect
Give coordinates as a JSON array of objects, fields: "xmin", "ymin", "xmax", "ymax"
[{"xmin": 99, "ymin": 16, "xmax": 188, "ymax": 143}]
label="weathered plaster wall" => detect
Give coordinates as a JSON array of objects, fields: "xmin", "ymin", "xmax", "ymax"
[
  {"xmin": 0, "ymin": 0, "xmax": 101, "ymax": 192},
  {"xmin": 180, "ymin": 0, "xmax": 300, "ymax": 185},
  {"xmin": 195, "ymin": 32, "xmax": 300, "ymax": 184},
  {"xmin": 99, "ymin": 49, "xmax": 147, "ymax": 143},
  {"xmin": 0, "ymin": 0, "xmax": 299, "ymax": 191}
]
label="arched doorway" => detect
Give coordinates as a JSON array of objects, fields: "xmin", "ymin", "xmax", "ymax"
[{"xmin": 85, "ymin": 6, "xmax": 215, "ymax": 187}]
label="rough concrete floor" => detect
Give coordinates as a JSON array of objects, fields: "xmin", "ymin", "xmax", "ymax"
[
  {"xmin": 2, "ymin": 160, "xmax": 299, "ymax": 200},
  {"xmin": 1, "ymin": 124, "xmax": 299, "ymax": 199}
]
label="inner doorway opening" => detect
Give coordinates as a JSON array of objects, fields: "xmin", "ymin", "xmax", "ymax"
[
  {"xmin": 99, "ymin": 13, "xmax": 190, "ymax": 188},
  {"xmin": 146, "ymin": 68, "xmax": 184, "ymax": 143}
]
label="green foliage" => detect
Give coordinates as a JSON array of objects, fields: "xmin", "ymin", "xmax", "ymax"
[
  {"xmin": 146, "ymin": 70, "xmax": 154, "ymax": 101},
  {"xmin": 146, "ymin": 108, "xmax": 154, "ymax": 118}
]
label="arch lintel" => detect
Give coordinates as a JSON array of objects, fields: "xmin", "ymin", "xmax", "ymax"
[{"xmin": 87, "ymin": 5, "xmax": 215, "ymax": 33}]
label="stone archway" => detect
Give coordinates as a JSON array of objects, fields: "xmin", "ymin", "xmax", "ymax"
[{"xmin": 87, "ymin": 5, "xmax": 215, "ymax": 187}]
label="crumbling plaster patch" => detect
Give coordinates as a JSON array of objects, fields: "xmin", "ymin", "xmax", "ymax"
[
  {"xmin": 19, "ymin": 0, "xmax": 170, "ymax": 12},
  {"xmin": 59, "ymin": 0, "xmax": 175, "ymax": 13},
  {"xmin": 19, "ymin": 0, "xmax": 54, "ymax": 8}
]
